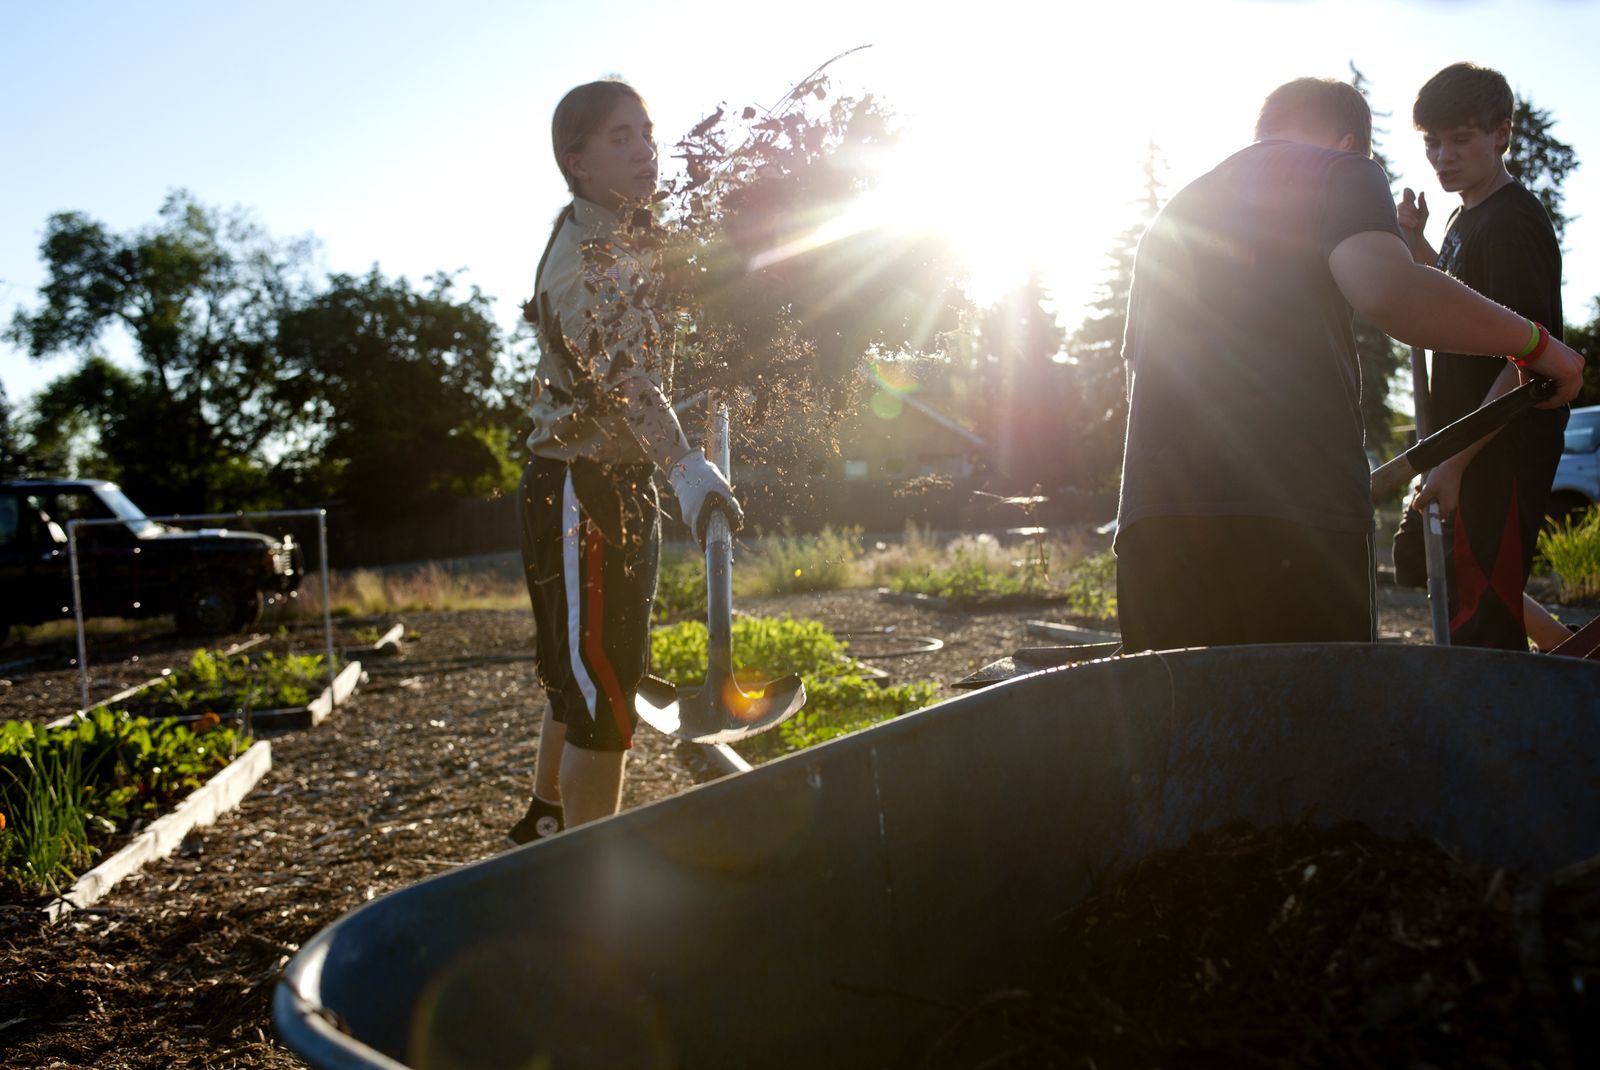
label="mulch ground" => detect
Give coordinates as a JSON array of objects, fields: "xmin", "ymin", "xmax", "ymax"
[{"xmin": 0, "ymin": 583, "xmax": 1581, "ymax": 1068}]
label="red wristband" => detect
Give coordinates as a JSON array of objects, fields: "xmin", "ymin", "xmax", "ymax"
[{"xmin": 1511, "ymin": 322, "xmax": 1550, "ymax": 367}]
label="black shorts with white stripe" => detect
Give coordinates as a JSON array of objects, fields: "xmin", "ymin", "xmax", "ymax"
[{"xmin": 519, "ymin": 456, "xmax": 660, "ymax": 751}]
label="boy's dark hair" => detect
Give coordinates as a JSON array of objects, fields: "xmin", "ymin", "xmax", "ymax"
[
  {"xmin": 1413, "ymin": 62, "xmax": 1513, "ymax": 134},
  {"xmin": 1255, "ymin": 78, "xmax": 1373, "ymax": 157}
]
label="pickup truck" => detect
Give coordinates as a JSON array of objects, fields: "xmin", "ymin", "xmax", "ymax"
[{"xmin": 0, "ymin": 479, "xmax": 304, "ymax": 643}]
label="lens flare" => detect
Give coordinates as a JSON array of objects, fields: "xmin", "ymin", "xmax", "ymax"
[{"xmin": 720, "ymin": 669, "xmax": 775, "ymax": 723}]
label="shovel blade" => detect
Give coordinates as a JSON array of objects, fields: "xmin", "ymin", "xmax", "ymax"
[{"xmin": 634, "ymin": 672, "xmax": 807, "ymax": 745}]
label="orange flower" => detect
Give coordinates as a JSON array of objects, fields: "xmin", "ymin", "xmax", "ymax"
[
  {"xmin": 0, "ymin": 811, "xmax": 7, "ymax": 832},
  {"xmin": 195, "ymin": 711, "xmax": 221, "ymax": 733}
]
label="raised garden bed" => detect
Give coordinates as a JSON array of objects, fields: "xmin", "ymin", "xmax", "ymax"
[
  {"xmin": 2, "ymin": 706, "xmax": 262, "ymax": 917},
  {"xmin": 6, "ymin": 635, "xmax": 377, "ymax": 920},
  {"xmin": 97, "ymin": 648, "xmax": 364, "ymax": 734},
  {"xmin": 44, "ymin": 739, "xmax": 272, "ymax": 922}
]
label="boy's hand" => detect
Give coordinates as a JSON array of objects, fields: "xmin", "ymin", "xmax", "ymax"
[
  {"xmin": 668, "ymin": 449, "xmax": 744, "ymax": 548},
  {"xmin": 1524, "ymin": 336, "xmax": 1586, "ymax": 408},
  {"xmin": 1411, "ymin": 456, "xmax": 1464, "ymax": 517},
  {"xmin": 1397, "ymin": 188, "xmax": 1429, "ymax": 253}
]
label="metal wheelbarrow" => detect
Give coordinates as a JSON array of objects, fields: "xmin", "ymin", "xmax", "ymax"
[{"xmin": 275, "ymin": 643, "xmax": 1600, "ymax": 1069}]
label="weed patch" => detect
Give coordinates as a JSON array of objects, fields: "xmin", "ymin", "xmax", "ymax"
[{"xmin": 1538, "ymin": 508, "xmax": 1600, "ymax": 602}]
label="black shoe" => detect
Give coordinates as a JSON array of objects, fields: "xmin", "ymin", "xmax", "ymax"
[{"xmin": 505, "ymin": 796, "xmax": 564, "ymax": 847}]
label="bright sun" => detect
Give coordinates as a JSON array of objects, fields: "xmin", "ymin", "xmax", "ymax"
[{"xmin": 857, "ymin": 136, "xmax": 1045, "ymax": 307}]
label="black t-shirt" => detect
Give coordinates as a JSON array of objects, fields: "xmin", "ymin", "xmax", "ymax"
[
  {"xmin": 1116, "ymin": 141, "xmax": 1402, "ymax": 537},
  {"xmin": 1429, "ymin": 181, "xmax": 1564, "ymax": 429}
]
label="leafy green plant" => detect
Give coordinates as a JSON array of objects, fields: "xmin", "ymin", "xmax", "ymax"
[
  {"xmin": 736, "ymin": 525, "xmax": 866, "ymax": 596},
  {"xmin": 650, "ymin": 615, "xmax": 937, "ymax": 763},
  {"xmin": 121, "ymin": 649, "xmax": 338, "ymax": 718},
  {"xmin": 1, "ymin": 710, "xmax": 250, "ymax": 896},
  {"xmin": 1538, "ymin": 508, "xmax": 1600, "ymax": 601}
]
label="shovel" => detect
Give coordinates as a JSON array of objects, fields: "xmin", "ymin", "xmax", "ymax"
[{"xmin": 634, "ymin": 395, "xmax": 807, "ymax": 744}]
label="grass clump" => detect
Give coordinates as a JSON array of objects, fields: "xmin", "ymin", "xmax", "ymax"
[
  {"xmin": 735, "ymin": 525, "xmax": 866, "ymax": 596},
  {"xmin": 886, "ymin": 533, "xmax": 1047, "ymax": 601},
  {"xmin": 866, "ymin": 526, "xmax": 1118, "ymax": 619},
  {"xmin": 862, "ymin": 521, "xmax": 945, "ymax": 588},
  {"xmin": 650, "ymin": 615, "xmax": 937, "ymax": 763},
  {"xmin": 1538, "ymin": 507, "xmax": 1600, "ymax": 602}
]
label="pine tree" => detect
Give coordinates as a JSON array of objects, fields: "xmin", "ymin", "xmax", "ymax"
[
  {"xmin": 966, "ymin": 269, "xmax": 1073, "ymax": 492},
  {"xmin": 1507, "ymin": 94, "xmax": 1578, "ymax": 244}
]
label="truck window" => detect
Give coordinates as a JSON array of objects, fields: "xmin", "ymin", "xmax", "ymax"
[
  {"xmin": 0, "ymin": 497, "xmax": 18, "ymax": 547},
  {"xmin": 1565, "ymin": 413, "xmax": 1599, "ymax": 455},
  {"xmin": 46, "ymin": 490, "xmax": 117, "ymax": 524}
]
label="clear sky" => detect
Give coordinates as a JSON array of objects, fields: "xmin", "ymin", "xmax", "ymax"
[{"xmin": 5, "ymin": 0, "xmax": 1600, "ymax": 409}]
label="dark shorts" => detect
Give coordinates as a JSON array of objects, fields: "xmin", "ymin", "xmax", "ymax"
[
  {"xmin": 1391, "ymin": 421, "xmax": 1563, "ymax": 650},
  {"xmin": 520, "ymin": 456, "xmax": 659, "ymax": 752},
  {"xmin": 1116, "ymin": 515, "xmax": 1374, "ymax": 654}
]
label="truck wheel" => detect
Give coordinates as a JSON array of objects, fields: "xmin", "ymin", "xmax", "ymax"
[{"xmin": 176, "ymin": 578, "xmax": 260, "ymax": 636}]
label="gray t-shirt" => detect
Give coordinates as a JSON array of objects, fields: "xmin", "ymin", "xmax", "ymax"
[{"xmin": 1116, "ymin": 140, "xmax": 1402, "ymax": 539}]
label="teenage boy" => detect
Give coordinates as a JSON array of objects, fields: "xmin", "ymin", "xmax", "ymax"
[
  {"xmin": 1114, "ymin": 76, "xmax": 1584, "ymax": 654},
  {"xmin": 1391, "ymin": 62, "xmax": 1569, "ymax": 650}
]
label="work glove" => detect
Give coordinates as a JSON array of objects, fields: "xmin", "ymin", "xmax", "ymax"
[{"xmin": 668, "ymin": 449, "xmax": 743, "ymax": 547}]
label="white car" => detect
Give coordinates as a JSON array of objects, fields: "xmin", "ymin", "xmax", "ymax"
[{"xmin": 1550, "ymin": 404, "xmax": 1600, "ymax": 521}]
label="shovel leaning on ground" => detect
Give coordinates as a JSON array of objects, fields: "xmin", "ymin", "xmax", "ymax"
[{"xmin": 634, "ymin": 396, "xmax": 807, "ymax": 744}]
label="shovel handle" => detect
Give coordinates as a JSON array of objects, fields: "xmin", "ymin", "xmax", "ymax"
[
  {"xmin": 702, "ymin": 398, "xmax": 735, "ymax": 679},
  {"xmin": 1371, "ymin": 376, "xmax": 1556, "ymax": 499}
]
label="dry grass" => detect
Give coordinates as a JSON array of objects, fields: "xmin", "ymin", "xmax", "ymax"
[{"xmin": 296, "ymin": 564, "xmax": 528, "ymax": 617}]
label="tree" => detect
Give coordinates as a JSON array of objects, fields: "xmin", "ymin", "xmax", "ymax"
[
  {"xmin": 0, "ymin": 383, "xmax": 20, "ymax": 480},
  {"xmin": 1508, "ymin": 94, "xmax": 1578, "ymax": 244},
  {"xmin": 1063, "ymin": 138, "xmax": 1165, "ymax": 489},
  {"xmin": 17, "ymin": 355, "xmax": 135, "ymax": 480},
  {"xmin": 3, "ymin": 191, "xmax": 311, "ymax": 512},
  {"xmin": 274, "ymin": 268, "xmax": 525, "ymax": 517},
  {"xmin": 1561, "ymin": 299, "xmax": 1600, "ymax": 409},
  {"xmin": 959, "ymin": 270, "xmax": 1074, "ymax": 493}
]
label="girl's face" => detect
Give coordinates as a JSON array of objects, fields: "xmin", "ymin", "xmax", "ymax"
[{"xmin": 565, "ymin": 96, "xmax": 658, "ymax": 211}]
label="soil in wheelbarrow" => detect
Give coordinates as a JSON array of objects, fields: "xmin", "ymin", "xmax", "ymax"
[{"xmin": 919, "ymin": 820, "xmax": 1598, "ymax": 1069}]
